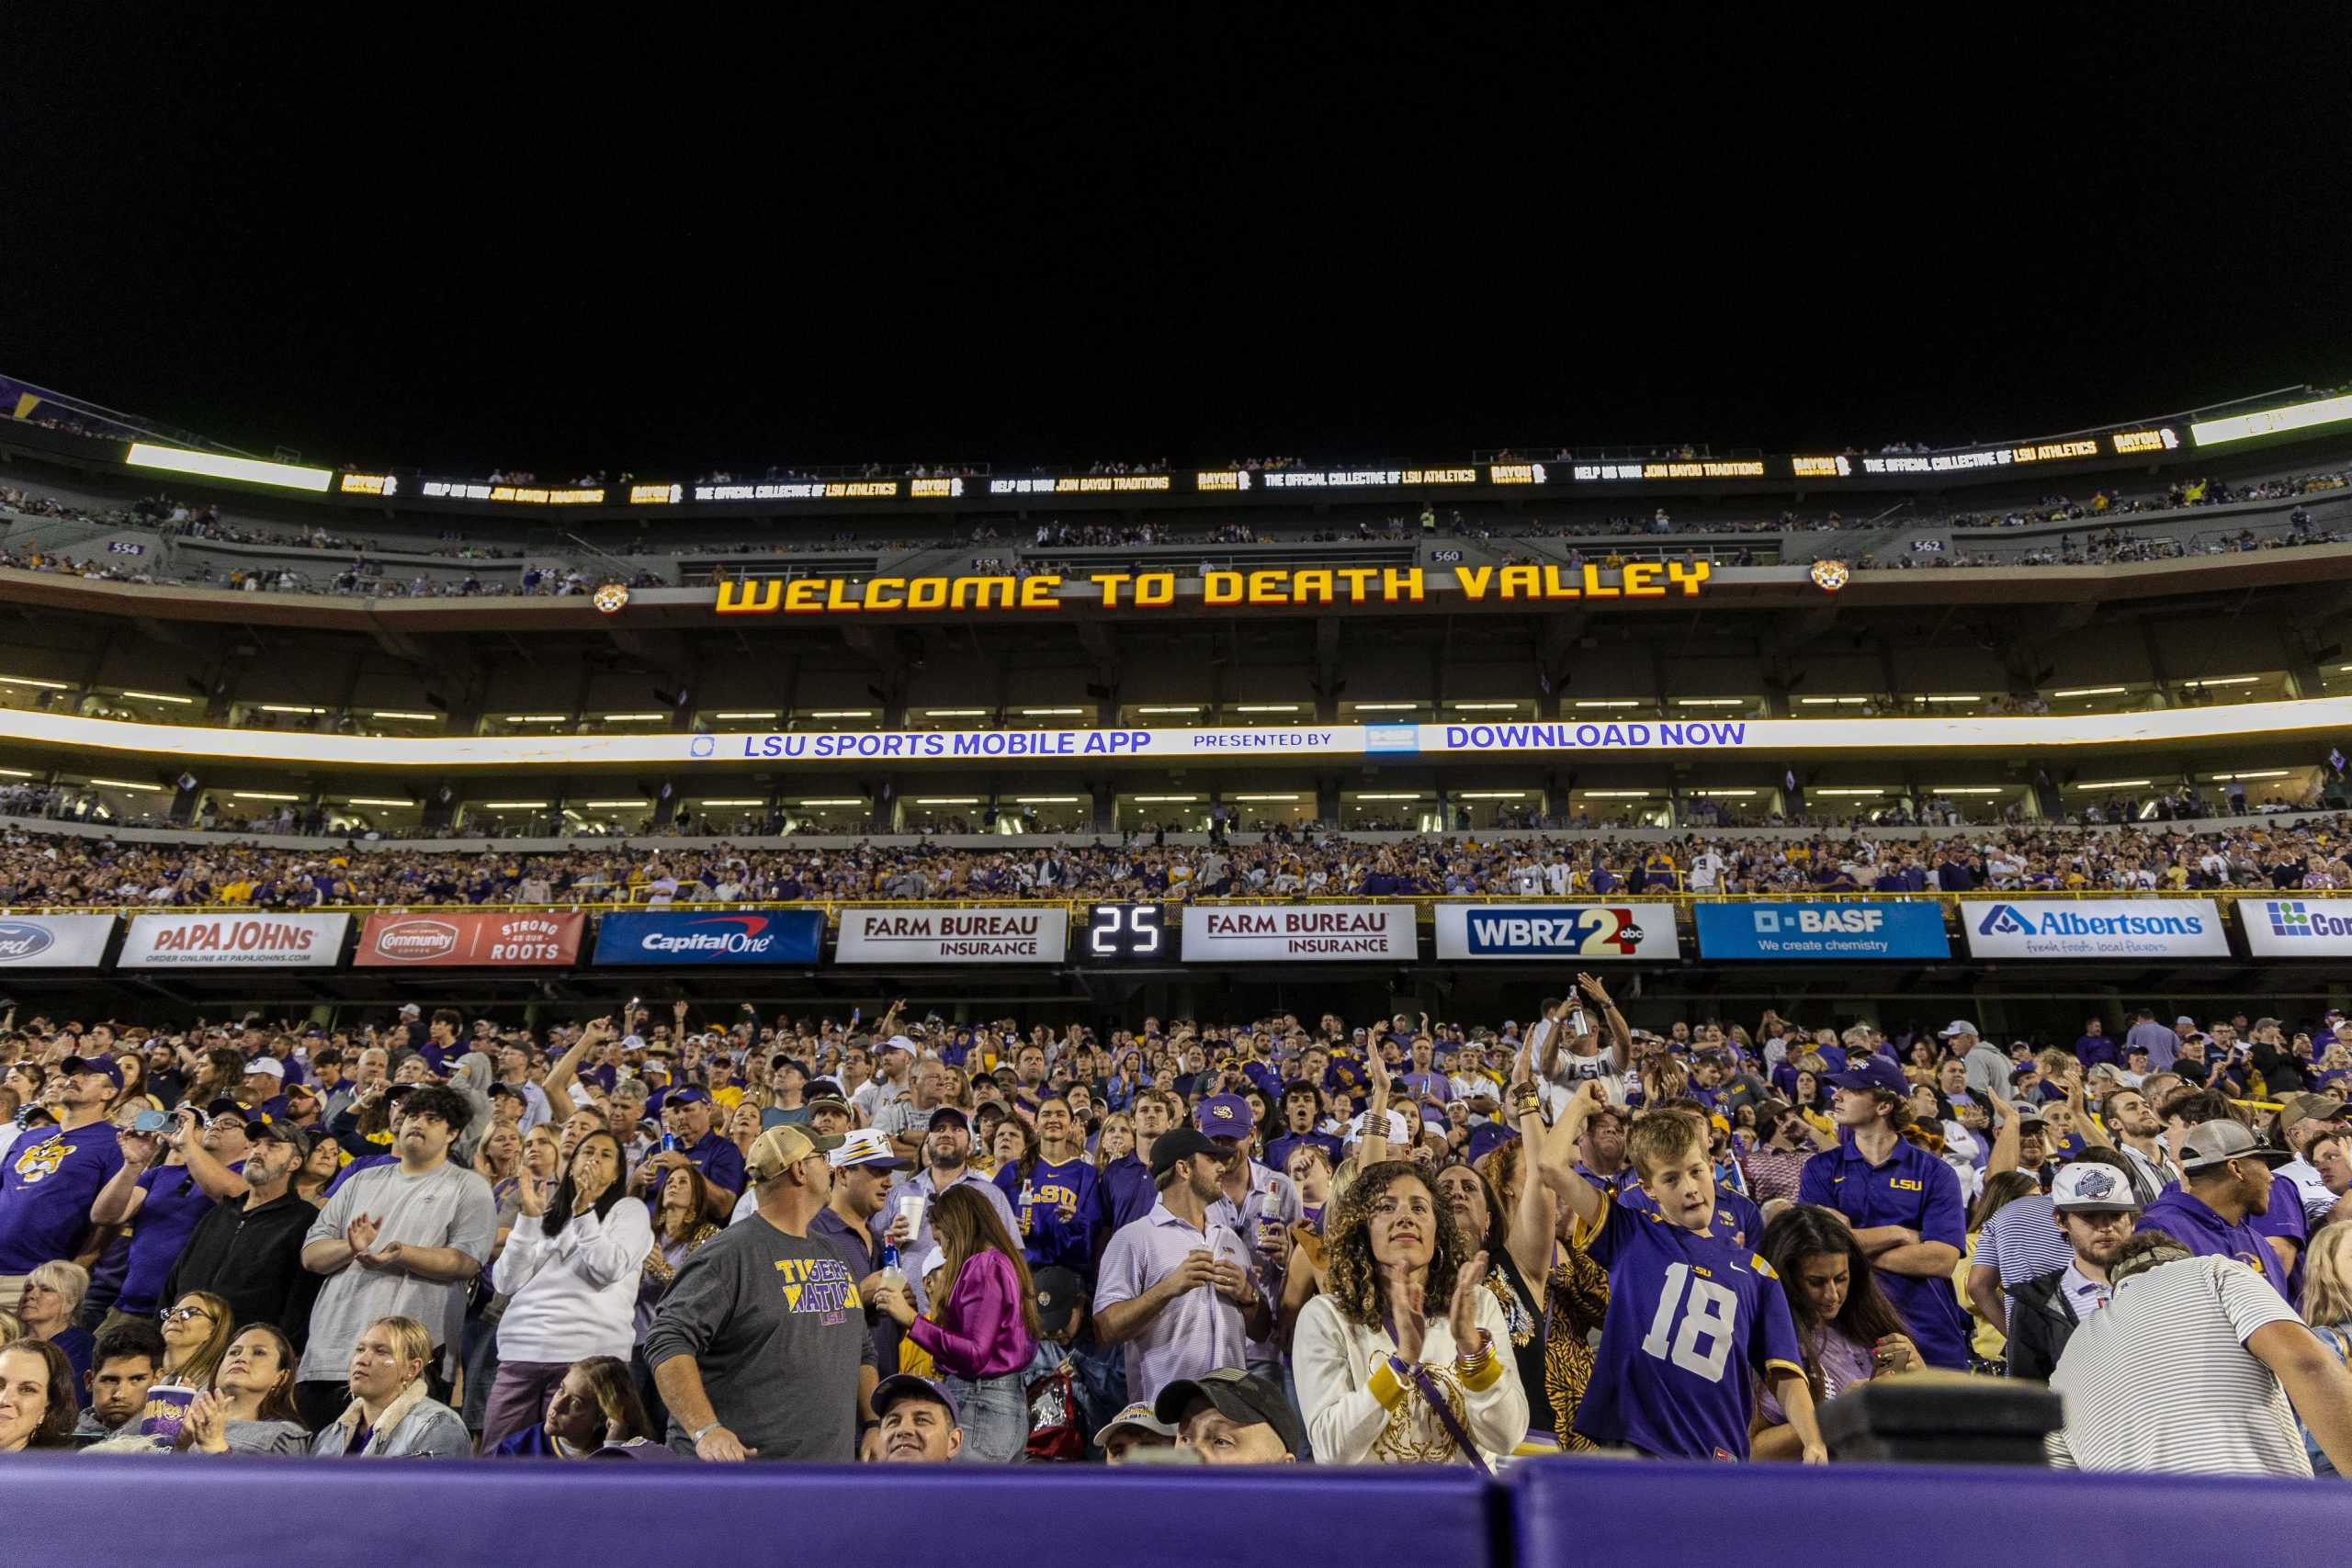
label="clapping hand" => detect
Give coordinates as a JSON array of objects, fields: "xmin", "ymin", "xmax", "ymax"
[
  {"xmin": 1448, "ymin": 1250, "xmax": 1490, "ymax": 1350},
  {"xmin": 515, "ymin": 1167, "xmax": 548, "ymax": 1217},
  {"xmin": 186, "ymin": 1389, "xmax": 230, "ymax": 1453},
  {"xmin": 1385, "ymin": 1262, "xmax": 1428, "ymax": 1363},
  {"xmin": 346, "ymin": 1213, "xmax": 381, "ymax": 1255}
]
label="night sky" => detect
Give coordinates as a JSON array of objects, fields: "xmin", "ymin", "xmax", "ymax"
[{"xmin": 8, "ymin": 12, "xmax": 2346, "ymax": 475}]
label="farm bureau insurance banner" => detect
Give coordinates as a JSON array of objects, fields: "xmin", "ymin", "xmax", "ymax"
[
  {"xmin": 1181, "ymin": 904, "xmax": 1418, "ymax": 961},
  {"xmin": 835, "ymin": 907, "xmax": 1069, "ymax": 964},
  {"xmin": 356, "ymin": 911, "xmax": 586, "ymax": 966},
  {"xmin": 1432, "ymin": 903, "xmax": 1680, "ymax": 960},
  {"xmin": 593, "ymin": 910, "xmax": 826, "ymax": 965},
  {"xmin": 119, "ymin": 912, "xmax": 351, "ymax": 969},
  {"xmin": 0, "ymin": 914, "xmax": 116, "ymax": 969},
  {"xmin": 1961, "ymin": 898, "xmax": 2229, "ymax": 959}
]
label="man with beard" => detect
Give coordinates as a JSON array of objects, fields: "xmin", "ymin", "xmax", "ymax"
[
  {"xmin": 2092, "ymin": 1084, "xmax": 2176, "ymax": 1206},
  {"xmin": 866, "ymin": 1106, "xmax": 1019, "ymax": 1315},
  {"xmin": 2004, "ymin": 1161, "xmax": 2141, "ymax": 1382},
  {"xmin": 1093, "ymin": 1127, "xmax": 1264, "ymax": 1403}
]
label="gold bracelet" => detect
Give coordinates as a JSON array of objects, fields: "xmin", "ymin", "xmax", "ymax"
[{"xmin": 1455, "ymin": 1330, "xmax": 1493, "ymax": 1370}]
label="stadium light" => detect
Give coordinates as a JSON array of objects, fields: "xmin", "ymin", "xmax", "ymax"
[
  {"xmin": 1674, "ymin": 698, "xmax": 1747, "ymax": 707},
  {"xmin": 345, "ymin": 796, "xmax": 414, "ymax": 807},
  {"xmin": 2207, "ymin": 771, "xmax": 2292, "ymax": 781},
  {"xmin": 125, "ymin": 442, "xmax": 333, "ymax": 492},
  {"xmin": 257, "ymin": 705, "xmax": 324, "ymax": 714},
  {"xmin": 924, "ymin": 708, "xmax": 990, "ymax": 717},
  {"xmin": 1688, "ymin": 789, "xmax": 1758, "ymax": 796},
  {"xmin": 1456, "ymin": 791, "xmax": 1529, "ymax": 798},
  {"xmin": 119, "ymin": 689, "xmax": 195, "ymax": 705},
  {"xmin": 1013, "ymin": 796, "xmax": 1083, "ymax": 804},
  {"xmin": 914, "ymin": 797, "xmax": 980, "ymax": 806},
  {"xmin": 1798, "ymin": 697, "xmax": 1869, "ymax": 705},
  {"xmin": 0, "ymin": 769, "xmax": 33, "ymax": 778},
  {"xmin": 1923, "ymin": 694, "xmax": 1981, "ymax": 703},
  {"xmin": 0, "ymin": 676, "xmax": 69, "ymax": 690},
  {"xmin": 2049, "ymin": 686, "xmax": 2127, "ymax": 698},
  {"xmin": 369, "ymin": 710, "xmax": 441, "ymax": 721},
  {"xmin": 1814, "ymin": 787, "xmax": 1889, "ymax": 796},
  {"xmin": 1019, "ymin": 706, "xmax": 1086, "ymax": 716},
  {"xmin": 508, "ymin": 715, "xmax": 568, "ymax": 723},
  {"xmin": 1229, "ymin": 793, "xmax": 1299, "ymax": 801},
  {"xmin": 714, "ymin": 710, "xmax": 780, "ymax": 719},
  {"xmin": 2180, "ymin": 676, "xmax": 2259, "ymax": 688},
  {"xmin": 808, "ymin": 709, "xmax": 873, "ymax": 718},
  {"xmin": 231, "ymin": 791, "xmax": 301, "ymax": 801},
  {"xmin": 1450, "ymin": 702, "xmax": 1521, "ymax": 711},
  {"xmin": 602, "ymin": 712, "xmax": 668, "ymax": 721},
  {"xmin": 2067, "ymin": 778, "xmax": 2153, "ymax": 790},
  {"xmin": 1233, "ymin": 705, "xmax": 1300, "ymax": 713},
  {"xmin": 1133, "ymin": 795, "xmax": 1198, "ymax": 802},
  {"xmin": 1349, "ymin": 702, "xmax": 1421, "ymax": 711},
  {"xmin": 481, "ymin": 800, "xmax": 551, "ymax": 808},
  {"xmin": 1350, "ymin": 792, "xmax": 1425, "ymax": 800},
  {"xmin": 698, "ymin": 798, "xmax": 765, "ymax": 807},
  {"xmin": 1576, "ymin": 700, "xmax": 1642, "ymax": 708},
  {"xmin": 1136, "ymin": 705, "xmax": 1202, "ymax": 714},
  {"xmin": 582, "ymin": 799, "xmax": 648, "ymax": 807},
  {"xmin": 1927, "ymin": 787, "xmax": 2006, "ymax": 795},
  {"xmin": 797, "ymin": 798, "xmax": 866, "ymax": 807},
  {"xmin": 87, "ymin": 778, "xmax": 163, "ymax": 791},
  {"xmin": 1580, "ymin": 791, "xmax": 1651, "ymax": 799}
]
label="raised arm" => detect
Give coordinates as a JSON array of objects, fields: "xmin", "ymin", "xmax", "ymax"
[
  {"xmin": 1502, "ymin": 1070, "xmax": 1558, "ymax": 1288},
  {"xmin": 543, "ymin": 1016, "xmax": 613, "ymax": 1122},
  {"xmin": 1544, "ymin": 1083, "xmax": 1608, "ymax": 1229},
  {"xmin": 1578, "ymin": 974, "xmax": 1632, "ymax": 1071}
]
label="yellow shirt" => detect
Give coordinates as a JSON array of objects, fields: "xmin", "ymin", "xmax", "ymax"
[{"xmin": 1957, "ymin": 1232, "xmax": 2005, "ymax": 1359}]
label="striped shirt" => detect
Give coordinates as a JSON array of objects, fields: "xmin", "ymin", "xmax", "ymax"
[
  {"xmin": 2049, "ymin": 1255, "xmax": 2307, "ymax": 1477},
  {"xmin": 1982, "ymin": 1195, "xmax": 2072, "ymax": 1293}
]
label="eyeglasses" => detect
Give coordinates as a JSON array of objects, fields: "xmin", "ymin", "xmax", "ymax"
[{"xmin": 161, "ymin": 1305, "xmax": 215, "ymax": 1325}]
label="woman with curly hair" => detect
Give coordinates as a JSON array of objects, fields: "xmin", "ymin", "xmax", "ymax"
[{"xmin": 1292, "ymin": 1159, "xmax": 1527, "ymax": 1466}]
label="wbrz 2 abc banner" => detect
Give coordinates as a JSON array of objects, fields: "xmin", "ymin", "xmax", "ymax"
[
  {"xmin": 1961, "ymin": 899, "xmax": 2229, "ymax": 959},
  {"xmin": 119, "ymin": 912, "xmax": 351, "ymax": 969},
  {"xmin": 1432, "ymin": 903, "xmax": 1679, "ymax": 961},
  {"xmin": 835, "ymin": 907, "xmax": 1069, "ymax": 964}
]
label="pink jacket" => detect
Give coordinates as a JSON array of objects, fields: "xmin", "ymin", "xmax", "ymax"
[{"xmin": 906, "ymin": 1248, "xmax": 1035, "ymax": 1380}]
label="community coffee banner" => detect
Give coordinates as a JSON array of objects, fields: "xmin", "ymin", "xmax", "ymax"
[
  {"xmin": 2242, "ymin": 897, "xmax": 2352, "ymax": 957},
  {"xmin": 834, "ymin": 907, "xmax": 1069, "ymax": 964},
  {"xmin": 0, "ymin": 914, "xmax": 117, "ymax": 969},
  {"xmin": 1432, "ymin": 902, "xmax": 1680, "ymax": 961},
  {"xmin": 355, "ymin": 911, "xmax": 586, "ymax": 966},
  {"xmin": 1180, "ymin": 903, "xmax": 1418, "ymax": 961},
  {"xmin": 1960, "ymin": 899, "xmax": 2229, "ymax": 959},
  {"xmin": 119, "ymin": 912, "xmax": 351, "ymax": 969}
]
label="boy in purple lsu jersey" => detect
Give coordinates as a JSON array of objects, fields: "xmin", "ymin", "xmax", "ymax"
[{"xmin": 1553, "ymin": 1084, "xmax": 1825, "ymax": 1462}]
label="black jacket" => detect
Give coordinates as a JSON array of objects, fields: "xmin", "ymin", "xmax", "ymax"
[
  {"xmin": 2005, "ymin": 1267, "xmax": 2081, "ymax": 1383},
  {"xmin": 162, "ymin": 1191, "xmax": 322, "ymax": 1353}
]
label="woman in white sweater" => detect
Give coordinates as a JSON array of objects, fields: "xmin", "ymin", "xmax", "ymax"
[
  {"xmin": 1294, "ymin": 1159, "xmax": 1528, "ymax": 1467},
  {"xmin": 479, "ymin": 1128, "xmax": 653, "ymax": 1450}
]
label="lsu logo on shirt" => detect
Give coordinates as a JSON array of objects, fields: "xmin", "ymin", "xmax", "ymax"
[
  {"xmin": 773, "ymin": 1256, "xmax": 861, "ymax": 1325},
  {"xmin": 10, "ymin": 1135, "xmax": 67, "ymax": 1184},
  {"xmin": 1890, "ymin": 1178, "xmax": 1924, "ymax": 1191}
]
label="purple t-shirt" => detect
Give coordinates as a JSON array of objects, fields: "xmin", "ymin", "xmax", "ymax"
[{"xmin": 0, "ymin": 1121, "xmax": 125, "ymax": 1272}]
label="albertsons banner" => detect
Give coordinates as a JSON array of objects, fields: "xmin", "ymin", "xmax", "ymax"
[
  {"xmin": 1433, "ymin": 903, "xmax": 1680, "ymax": 960},
  {"xmin": 1961, "ymin": 899, "xmax": 2229, "ymax": 959}
]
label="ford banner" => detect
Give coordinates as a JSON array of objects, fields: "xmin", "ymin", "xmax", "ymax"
[
  {"xmin": 119, "ymin": 912, "xmax": 351, "ymax": 969},
  {"xmin": 1432, "ymin": 903, "xmax": 1679, "ymax": 961},
  {"xmin": 1960, "ymin": 898, "xmax": 2229, "ymax": 960},
  {"xmin": 0, "ymin": 914, "xmax": 116, "ymax": 969},
  {"xmin": 835, "ymin": 907, "xmax": 1069, "ymax": 964},
  {"xmin": 1693, "ymin": 901, "xmax": 1951, "ymax": 961},
  {"xmin": 592, "ymin": 909, "xmax": 825, "ymax": 965},
  {"xmin": 356, "ymin": 911, "xmax": 587, "ymax": 966},
  {"xmin": 2242, "ymin": 897, "xmax": 2352, "ymax": 957}
]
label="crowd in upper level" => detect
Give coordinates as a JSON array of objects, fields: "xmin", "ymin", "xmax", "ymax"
[{"xmin": 0, "ymin": 813, "xmax": 2346, "ymax": 909}]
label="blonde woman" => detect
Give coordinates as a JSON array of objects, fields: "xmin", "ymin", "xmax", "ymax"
[
  {"xmin": 142, "ymin": 1291, "xmax": 236, "ymax": 1446},
  {"xmin": 2302, "ymin": 1224, "xmax": 2352, "ymax": 1476},
  {"xmin": 310, "ymin": 1315, "xmax": 469, "ymax": 1457},
  {"xmin": 1092, "ymin": 1111, "xmax": 1136, "ymax": 1171}
]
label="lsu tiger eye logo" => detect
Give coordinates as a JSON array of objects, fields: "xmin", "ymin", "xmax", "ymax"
[
  {"xmin": 593, "ymin": 582, "xmax": 630, "ymax": 615},
  {"xmin": 11, "ymin": 1137, "xmax": 67, "ymax": 1183},
  {"xmin": 1809, "ymin": 559, "xmax": 1849, "ymax": 593}
]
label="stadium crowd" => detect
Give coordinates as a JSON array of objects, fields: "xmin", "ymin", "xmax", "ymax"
[
  {"xmin": 1, "ymin": 986, "xmax": 2350, "ymax": 1473},
  {"xmin": 0, "ymin": 816, "xmax": 2347, "ymax": 911}
]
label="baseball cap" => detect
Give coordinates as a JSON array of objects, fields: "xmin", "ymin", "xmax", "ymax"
[
  {"xmin": 828, "ymin": 1129, "xmax": 910, "ymax": 1171},
  {"xmin": 2051, "ymin": 1161, "xmax": 2141, "ymax": 1213},
  {"xmin": 1938, "ymin": 1020, "xmax": 1979, "ymax": 1038},
  {"xmin": 250, "ymin": 1120, "xmax": 315, "ymax": 1158},
  {"xmin": 1091, "ymin": 1401, "xmax": 1179, "ymax": 1450},
  {"xmin": 2175, "ymin": 1016, "xmax": 2196, "ymax": 1029},
  {"xmin": 203, "ymin": 1097, "xmax": 252, "ymax": 1123},
  {"xmin": 1824, "ymin": 1055, "xmax": 1907, "ymax": 1099},
  {"xmin": 742, "ymin": 1122, "xmax": 845, "ymax": 1182},
  {"xmin": 871, "ymin": 1373, "xmax": 958, "ymax": 1423},
  {"xmin": 928, "ymin": 1106, "xmax": 972, "ymax": 1132},
  {"xmin": 882, "ymin": 1034, "xmax": 917, "ymax": 1055},
  {"xmin": 667, "ymin": 1087, "xmax": 710, "ymax": 1106},
  {"xmin": 2176, "ymin": 1119, "xmax": 2293, "ymax": 1175},
  {"xmin": 58, "ymin": 1055, "xmax": 122, "ymax": 1090},
  {"xmin": 1347, "ymin": 1108, "xmax": 1414, "ymax": 1145},
  {"xmin": 806, "ymin": 1090, "xmax": 852, "ymax": 1117},
  {"xmin": 399, "ymin": 1003, "xmax": 421, "ymax": 1017},
  {"xmin": 1153, "ymin": 1368, "xmax": 1305, "ymax": 1458},
  {"xmin": 1149, "ymin": 1126, "xmax": 1227, "ymax": 1177},
  {"xmin": 243, "ymin": 1056, "xmax": 285, "ymax": 1080},
  {"xmin": 1033, "ymin": 1266, "xmax": 1085, "ymax": 1335},
  {"xmin": 1464, "ymin": 1122, "xmax": 1516, "ymax": 1164},
  {"xmin": 1194, "ymin": 1095, "xmax": 1253, "ymax": 1139},
  {"xmin": 2279, "ymin": 1091, "xmax": 2348, "ymax": 1128}
]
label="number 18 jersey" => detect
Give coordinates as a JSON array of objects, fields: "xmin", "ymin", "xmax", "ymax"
[{"xmin": 1570, "ymin": 1195, "xmax": 1805, "ymax": 1461}]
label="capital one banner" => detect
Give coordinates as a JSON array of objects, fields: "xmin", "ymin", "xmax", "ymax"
[
  {"xmin": 356, "ymin": 911, "xmax": 586, "ymax": 966},
  {"xmin": 119, "ymin": 912, "xmax": 351, "ymax": 969},
  {"xmin": 1961, "ymin": 899, "xmax": 2229, "ymax": 959},
  {"xmin": 1433, "ymin": 903, "xmax": 1679, "ymax": 961},
  {"xmin": 593, "ymin": 909, "xmax": 825, "ymax": 965},
  {"xmin": 835, "ymin": 907, "xmax": 1068, "ymax": 964},
  {"xmin": 1694, "ymin": 901, "xmax": 1951, "ymax": 961},
  {"xmin": 1182, "ymin": 903, "xmax": 1418, "ymax": 961},
  {"xmin": 0, "ymin": 914, "xmax": 117, "ymax": 969},
  {"xmin": 2243, "ymin": 897, "xmax": 2352, "ymax": 956}
]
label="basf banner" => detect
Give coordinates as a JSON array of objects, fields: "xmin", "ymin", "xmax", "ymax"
[
  {"xmin": 119, "ymin": 913, "xmax": 350, "ymax": 969},
  {"xmin": 2243, "ymin": 898, "xmax": 2352, "ymax": 957},
  {"xmin": 0, "ymin": 914, "xmax": 116, "ymax": 969},
  {"xmin": 1182, "ymin": 904, "xmax": 1418, "ymax": 962},
  {"xmin": 1961, "ymin": 899, "xmax": 2229, "ymax": 960},
  {"xmin": 1432, "ymin": 903, "xmax": 1679, "ymax": 961},
  {"xmin": 356, "ymin": 912, "xmax": 586, "ymax": 967},
  {"xmin": 592, "ymin": 910, "xmax": 825, "ymax": 966},
  {"xmin": 835, "ymin": 908, "xmax": 1068, "ymax": 964},
  {"xmin": 1694, "ymin": 901, "xmax": 1951, "ymax": 961}
]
